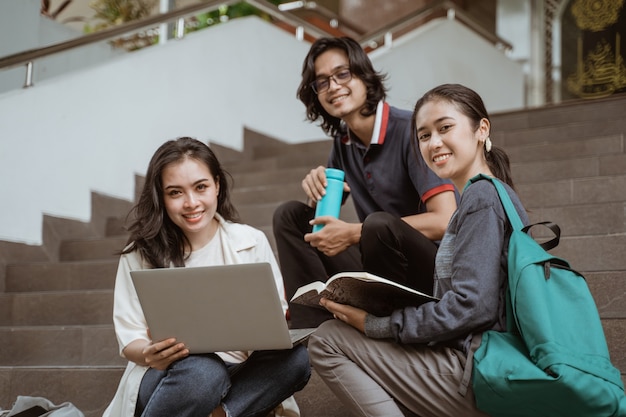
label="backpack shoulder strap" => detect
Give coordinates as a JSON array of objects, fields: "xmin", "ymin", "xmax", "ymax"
[
  {"xmin": 466, "ymin": 174, "xmax": 524, "ymax": 231},
  {"xmin": 466, "ymin": 174, "xmax": 522, "ymax": 334},
  {"xmin": 467, "ymin": 174, "xmax": 561, "ymax": 252}
]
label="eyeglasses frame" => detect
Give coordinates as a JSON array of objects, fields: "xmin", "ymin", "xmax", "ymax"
[{"xmin": 310, "ymin": 67, "xmax": 353, "ymax": 94}]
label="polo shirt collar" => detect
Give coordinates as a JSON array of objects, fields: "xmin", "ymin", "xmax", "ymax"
[{"xmin": 341, "ymin": 101, "xmax": 389, "ymax": 146}]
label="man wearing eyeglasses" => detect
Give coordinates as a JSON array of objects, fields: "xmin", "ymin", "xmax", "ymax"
[{"xmin": 273, "ymin": 36, "xmax": 458, "ymax": 329}]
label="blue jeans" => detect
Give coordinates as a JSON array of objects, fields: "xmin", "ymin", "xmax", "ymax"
[{"xmin": 136, "ymin": 345, "xmax": 310, "ymax": 417}]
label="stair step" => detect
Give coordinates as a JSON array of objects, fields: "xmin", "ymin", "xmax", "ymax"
[
  {"xmin": 602, "ymin": 319, "xmax": 626, "ymax": 377},
  {"xmin": 511, "ymin": 155, "xmax": 626, "ymax": 184},
  {"xmin": 251, "ymin": 139, "xmax": 331, "ymax": 159},
  {"xmin": 6, "ymin": 260, "xmax": 117, "ymax": 292},
  {"xmin": 0, "ymin": 290, "xmax": 112, "ymax": 326},
  {"xmin": 105, "ymin": 217, "xmax": 129, "ymax": 237},
  {"xmin": 0, "ymin": 366, "xmax": 124, "ymax": 417},
  {"xmin": 222, "ymin": 157, "xmax": 279, "ymax": 174},
  {"xmin": 274, "ymin": 150, "xmax": 330, "ymax": 170},
  {"xmin": 238, "ymin": 197, "xmax": 359, "ymax": 230},
  {"xmin": 551, "ymin": 233, "xmax": 626, "ymax": 272},
  {"xmin": 491, "ymin": 95, "xmax": 626, "ymax": 140},
  {"xmin": 587, "ymin": 270, "xmax": 626, "ymax": 373},
  {"xmin": 59, "ymin": 236, "xmax": 127, "ymax": 262},
  {"xmin": 506, "ymin": 97, "xmax": 625, "ymax": 125},
  {"xmin": 227, "ymin": 131, "xmax": 624, "ymax": 206},
  {"xmin": 231, "ymin": 171, "xmax": 626, "ymax": 232},
  {"xmin": 232, "ymin": 166, "xmax": 311, "ymax": 188},
  {"xmin": 601, "ymin": 153, "xmax": 626, "ymax": 177},
  {"xmin": 294, "ymin": 367, "xmax": 348, "ymax": 417},
  {"xmin": 502, "ymin": 134, "xmax": 624, "ymax": 163},
  {"xmin": 0, "ymin": 325, "xmax": 123, "ymax": 366},
  {"xmin": 527, "ymin": 201, "xmax": 626, "ymax": 237},
  {"xmin": 499, "ymin": 117, "xmax": 626, "ymax": 148},
  {"xmin": 238, "ymin": 202, "xmax": 282, "ymax": 229},
  {"xmin": 225, "ymin": 149, "xmax": 329, "ymax": 174},
  {"xmin": 587, "ymin": 271, "xmax": 626, "ymax": 319},
  {"xmin": 232, "ymin": 183, "xmax": 304, "ymax": 205},
  {"xmin": 517, "ymin": 174, "xmax": 626, "ymax": 209}
]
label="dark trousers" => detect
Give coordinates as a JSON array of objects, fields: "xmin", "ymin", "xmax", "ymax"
[{"xmin": 273, "ymin": 200, "xmax": 437, "ymax": 328}]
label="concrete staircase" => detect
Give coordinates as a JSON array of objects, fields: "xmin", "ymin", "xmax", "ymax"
[{"xmin": 1, "ymin": 95, "xmax": 625, "ymax": 416}]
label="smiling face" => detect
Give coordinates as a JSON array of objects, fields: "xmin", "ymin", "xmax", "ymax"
[
  {"xmin": 313, "ymin": 48, "xmax": 368, "ymax": 124},
  {"xmin": 162, "ymin": 156, "xmax": 220, "ymax": 250},
  {"xmin": 415, "ymin": 99, "xmax": 491, "ymax": 191}
]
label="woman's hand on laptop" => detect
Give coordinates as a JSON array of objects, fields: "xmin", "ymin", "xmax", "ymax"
[{"xmin": 123, "ymin": 337, "xmax": 190, "ymax": 370}]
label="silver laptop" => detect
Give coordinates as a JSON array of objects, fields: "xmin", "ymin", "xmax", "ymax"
[{"xmin": 130, "ymin": 262, "xmax": 315, "ymax": 354}]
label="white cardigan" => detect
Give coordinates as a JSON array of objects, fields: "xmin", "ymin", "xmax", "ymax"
[{"xmin": 102, "ymin": 215, "xmax": 298, "ymax": 417}]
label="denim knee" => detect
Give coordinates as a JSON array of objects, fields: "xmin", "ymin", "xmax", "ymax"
[
  {"xmin": 165, "ymin": 355, "xmax": 230, "ymax": 413},
  {"xmin": 221, "ymin": 346, "xmax": 311, "ymax": 417},
  {"xmin": 249, "ymin": 345, "xmax": 311, "ymax": 392},
  {"xmin": 139, "ymin": 354, "xmax": 230, "ymax": 417},
  {"xmin": 176, "ymin": 354, "xmax": 230, "ymax": 389},
  {"xmin": 289, "ymin": 344, "xmax": 312, "ymax": 390}
]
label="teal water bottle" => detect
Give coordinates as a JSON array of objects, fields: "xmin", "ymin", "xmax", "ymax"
[{"xmin": 312, "ymin": 168, "xmax": 345, "ymax": 232}]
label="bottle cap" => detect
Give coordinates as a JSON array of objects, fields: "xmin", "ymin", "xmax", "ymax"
[{"xmin": 325, "ymin": 168, "xmax": 345, "ymax": 181}]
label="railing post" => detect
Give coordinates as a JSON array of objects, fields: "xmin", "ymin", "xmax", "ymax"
[
  {"xmin": 24, "ymin": 61, "xmax": 33, "ymax": 88},
  {"xmin": 159, "ymin": 0, "xmax": 175, "ymax": 45},
  {"xmin": 175, "ymin": 17, "xmax": 186, "ymax": 39},
  {"xmin": 278, "ymin": 1, "xmax": 304, "ymax": 11},
  {"xmin": 384, "ymin": 32, "xmax": 393, "ymax": 48}
]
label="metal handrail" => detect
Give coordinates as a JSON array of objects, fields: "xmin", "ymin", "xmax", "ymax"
[
  {"xmin": 0, "ymin": 0, "xmax": 513, "ymax": 86},
  {"xmin": 234, "ymin": 0, "xmax": 331, "ymax": 39},
  {"xmin": 0, "ymin": 0, "xmax": 328, "ymax": 72},
  {"xmin": 277, "ymin": 0, "xmax": 363, "ymax": 37}
]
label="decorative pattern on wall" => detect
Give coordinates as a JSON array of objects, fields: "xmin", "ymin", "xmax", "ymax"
[
  {"xmin": 563, "ymin": 0, "xmax": 626, "ymax": 99},
  {"xmin": 545, "ymin": 0, "xmax": 562, "ymax": 103}
]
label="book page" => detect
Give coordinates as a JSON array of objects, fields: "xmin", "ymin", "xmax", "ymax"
[{"xmin": 291, "ymin": 273, "xmax": 437, "ymax": 317}]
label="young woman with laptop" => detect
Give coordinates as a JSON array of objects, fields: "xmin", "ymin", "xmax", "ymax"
[{"xmin": 103, "ymin": 137, "xmax": 310, "ymax": 417}]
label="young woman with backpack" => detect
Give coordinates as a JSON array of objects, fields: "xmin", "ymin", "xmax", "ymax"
[{"xmin": 306, "ymin": 83, "xmax": 529, "ymax": 416}]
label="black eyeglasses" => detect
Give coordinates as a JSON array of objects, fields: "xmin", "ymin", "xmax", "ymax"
[{"xmin": 310, "ymin": 67, "xmax": 353, "ymax": 94}]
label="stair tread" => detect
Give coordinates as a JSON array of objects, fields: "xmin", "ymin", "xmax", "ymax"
[
  {"xmin": 0, "ymin": 365, "xmax": 124, "ymax": 369},
  {"xmin": 0, "ymin": 324, "xmax": 114, "ymax": 329},
  {"xmin": 0, "ymin": 289, "xmax": 113, "ymax": 295}
]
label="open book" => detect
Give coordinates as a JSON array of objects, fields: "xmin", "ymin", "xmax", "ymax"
[{"xmin": 290, "ymin": 271, "xmax": 438, "ymax": 317}]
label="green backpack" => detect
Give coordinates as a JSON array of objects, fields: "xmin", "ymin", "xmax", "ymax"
[{"xmin": 470, "ymin": 175, "xmax": 626, "ymax": 417}]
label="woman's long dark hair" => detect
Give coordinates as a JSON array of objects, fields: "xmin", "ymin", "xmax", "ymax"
[
  {"xmin": 411, "ymin": 83, "xmax": 515, "ymax": 188},
  {"xmin": 297, "ymin": 37, "xmax": 387, "ymax": 138},
  {"xmin": 122, "ymin": 137, "xmax": 240, "ymax": 267}
]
